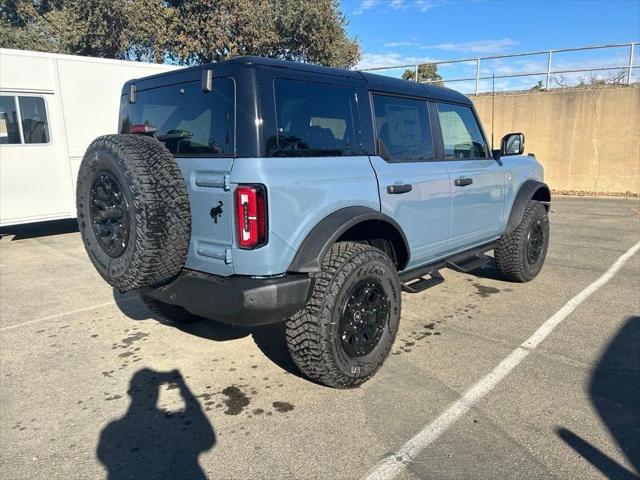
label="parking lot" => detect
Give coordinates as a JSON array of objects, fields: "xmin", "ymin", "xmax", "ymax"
[{"xmin": 0, "ymin": 196, "xmax": 638, "ymax": 480}]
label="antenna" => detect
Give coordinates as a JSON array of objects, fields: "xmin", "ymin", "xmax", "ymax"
[{"xmin": 491, "ymin": 74, "xmax": 495, "ymax": 150}]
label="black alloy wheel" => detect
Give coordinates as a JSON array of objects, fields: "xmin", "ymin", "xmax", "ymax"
[
  {"xmin": 339, "ymin": 280, "xmax": 390, "ymax": 358},
  {"xmin": 526, "ymin": 220, "xmax": 543, "ymax": 266},
  {"xmin": 89, "ymin": 172, "xmax": 130, "ymax": 258}
]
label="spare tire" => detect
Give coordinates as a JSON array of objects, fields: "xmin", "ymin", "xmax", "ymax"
[{"xmin": 76, "ymin": 134, "xmax": 191, "ymax": 292}]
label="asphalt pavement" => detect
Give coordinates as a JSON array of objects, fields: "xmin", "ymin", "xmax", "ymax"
[{"xmin": 0, "ymin": 196, "xmax": 638, "ymax": 480}]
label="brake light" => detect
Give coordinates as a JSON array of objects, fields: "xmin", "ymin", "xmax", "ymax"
[
  {"xmin": 235, "ymin": 185, "xmax": 267, "ymax": 249},
  {"xmin": 129, "ymin": 124, "xmax": 157, "ymax": 135}
]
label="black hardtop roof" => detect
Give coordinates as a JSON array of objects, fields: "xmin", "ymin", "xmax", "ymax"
[{"xmin": 123, "ymin": 55, "xmax": 471, "ymax": 105}]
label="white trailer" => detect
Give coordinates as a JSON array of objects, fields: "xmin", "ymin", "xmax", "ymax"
[{"xmin": 0, "ymin": 48, "xmax": 178, "ymax": 227}]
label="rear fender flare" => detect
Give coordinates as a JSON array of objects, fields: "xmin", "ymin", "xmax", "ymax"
[{"xmin": 288, "ymin": 206, "xmax": 410, "ymax": 273}]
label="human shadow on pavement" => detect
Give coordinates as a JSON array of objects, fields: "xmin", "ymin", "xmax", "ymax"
[
  {"xmin": 556, "ymin": 315, "xmax": 640, "ymax": 480},
  {"xmin": 113, "ymin": 291, "xmax": 301, "ymax": 377},
  {"xmin": 97, "ymin": 368, "xmax": 215, "ymax": 480}
]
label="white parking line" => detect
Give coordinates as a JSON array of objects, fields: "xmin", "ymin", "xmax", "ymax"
[
  {"xmin": 0, "ymin": 298, "xmax": 135, "ymax": 333},
  {"xmin": 364, "ymin": 240, "xmax": 640, "ymax": 480}
]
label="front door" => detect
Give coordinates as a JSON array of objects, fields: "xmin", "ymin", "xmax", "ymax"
[
  {"xmin": 434, "ymin": 102, "xmax": 505, "ymax": 251},
  {"xmin": 370, "ymin": 94, "xmax": 451, "ymax": 270}
]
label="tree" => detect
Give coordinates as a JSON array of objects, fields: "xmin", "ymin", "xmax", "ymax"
[
  {"xmin": 0, "ymin": 0, "xmax": 65, "ymax": 52},
  {"xmin": 0, "ymin": 0, "xmax": 361, "ymax": 68},
  {"xmin": 530, "ymin": 80, "xmax": 544, "ymax": 91},
  {"xmin": 402, "ymin": 63, "xmax": 443, "ymax": 86},
  {"xmin": 47, "ymin": 0, "xmax": 130, "ymax": 59}
]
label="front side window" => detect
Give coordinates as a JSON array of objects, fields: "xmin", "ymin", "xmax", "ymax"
[
  {"xmin": 268, "ymin": 78, "xmax": 359, "ymax": 157},
  {"xmin": 372, "ymin": 94, "xmax": 433, "ymax": 162},
  {"xmin": 119, "ymin": 78, "xmax": 235, "ymax": 157},
  {"xmin": 0, "ymin": 95, "xmax": 50, "ymax": 145},
  {"xmin": 436, "ymin": 103, "xmax": 488, "ymax": 159}
]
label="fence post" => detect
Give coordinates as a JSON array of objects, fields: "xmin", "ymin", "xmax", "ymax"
[
  {"xmin": 628, "ymin": 43, "xmax": 635, "ymax": 85},
  {"xmin": 546, "ymin": 51, "xmax": 552, "ymax": 89},
  {"xmin": 415, "ymin": 64, "xmax": 419, "ymax": 82},
  {"xmin": 475, "ymin": 58, "xmax": 480, "ymax": 94}
]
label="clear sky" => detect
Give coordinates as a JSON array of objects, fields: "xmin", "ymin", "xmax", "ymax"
[{"xmin": 341, "ymin": 0, "xmax": 640, "ymax": 91}]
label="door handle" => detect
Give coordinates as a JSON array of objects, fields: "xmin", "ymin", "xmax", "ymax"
[
  {"xmin": 454, "ymin": 177, "xmax": 473, "ymax": 187},
  {"xmin": 387, "ymin": 184, "xmax": 412, "ymax": 194}
]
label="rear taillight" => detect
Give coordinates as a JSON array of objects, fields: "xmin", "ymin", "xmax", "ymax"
[{"xmin": 235, "ymin": 185, "xmax": 267, "ymax": 249}]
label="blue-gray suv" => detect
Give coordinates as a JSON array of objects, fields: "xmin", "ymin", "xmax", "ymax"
[{"xmin": 77, "ymin": 56, "xmax": 550, "ymax": 388}]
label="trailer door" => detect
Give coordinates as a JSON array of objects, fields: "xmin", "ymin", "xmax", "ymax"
[{"xmin": 0, "ymin": 94, "xmax": 72, "ymax": 226}]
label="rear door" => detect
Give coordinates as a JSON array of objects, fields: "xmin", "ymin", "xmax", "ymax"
[
  {"xmin": 119, "ymin": 78, "xmax": 237, "ymax": 276},
  {"xmin": 434, "ymin": 102, "xmax": 505, "ymax": 250},
  {"xmin": 369, "ymin": 94, "xmax": 451, "ymax": 269}
]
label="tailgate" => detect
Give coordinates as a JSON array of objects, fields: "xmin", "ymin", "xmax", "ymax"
[{"xmin": 176, "ymin": 157, "xmax": 235, "ymax": 276}]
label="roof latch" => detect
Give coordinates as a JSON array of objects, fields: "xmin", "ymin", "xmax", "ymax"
[
  {"xmin": 128, "ymin": 84, "xmax": 137, "ymax": 104},
  {"xmin": 202, "ymin": 69, "xmax": 214, "ymax": 93}
]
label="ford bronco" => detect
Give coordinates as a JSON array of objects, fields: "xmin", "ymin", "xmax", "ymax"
[{"xmin": 76, "ymin": 56, "xmax": 550, "ymax": 388}]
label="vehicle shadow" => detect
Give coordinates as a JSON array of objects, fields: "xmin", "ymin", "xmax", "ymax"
[
  {"xmin": 0, "ymin": 218, "xmax": 79, "ymax": 240},
  {"xmin": 97, "ymin": 368, "xmax": 215, "ymax": 480},
  {"xmin": 113, "ymin": 291, "xmax": 301, "ymax": 377},
  {"xmin": 467, "ymin": 256, "xmax": 508, "ymax": 281},
  {"xmin": 556, "ymin": 315, "xmax": 640, "ymax": 479}
]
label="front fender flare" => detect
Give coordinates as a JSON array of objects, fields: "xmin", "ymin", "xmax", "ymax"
[
  {"xmin": 505, "ymin": 180, "xmax": 551, "ymax": 234},
  {"xmin": 288, "ymin": 206, "xmax": 410, "ymax": 273}
]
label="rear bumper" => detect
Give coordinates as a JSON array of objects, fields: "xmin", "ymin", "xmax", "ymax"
[{"xmin": 146, "ymin": 269, "xmax": 313, "ymax": 326}]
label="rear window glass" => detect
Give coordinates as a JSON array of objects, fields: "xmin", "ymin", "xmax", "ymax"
[
  {"xmin": 119, "ymin": 78, "xmax": 235, "ymax": 157},
  {"xmin": 267, "ymin": 78, "xmax": 360, "ymax": 157}
]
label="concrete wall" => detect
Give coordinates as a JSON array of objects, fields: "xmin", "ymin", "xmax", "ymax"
[{"xmin": 470, "ymin": 85, "xmax": 640, "ymax": 195}]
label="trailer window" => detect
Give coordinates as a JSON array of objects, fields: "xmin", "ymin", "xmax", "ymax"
[
  {"xmin": 0, "ymin": 96, "xmax": 50, "ymax": 145},
  {"xmin": 0, "ymin": 96, "xmax": 21, "ymax": 145},
  {"xmin": 119, "ymin": 79, "xmax": 235, "ymax": 157},
  {"xmin": 268, "ymin": 79, "xmax": 359, "ymax": 157},
  {"xmin": 19, "ymin": 97, "xmax": 50, "ymax": 144}
]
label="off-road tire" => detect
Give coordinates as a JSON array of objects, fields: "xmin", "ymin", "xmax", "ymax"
[
  {"xmin": 494, "ymin": 200, "xmax": 549, "ymax": 282},
  {"xmin": 140, "ymin": 293, "xmax": 202, "ymax": 324},
  {"xmin": 285, "ymin": 242, "xmax": 401, "ymax": 388},
  {"xmin": 76, "ymin": 135, "xmax": 190, "ymax": 292}
]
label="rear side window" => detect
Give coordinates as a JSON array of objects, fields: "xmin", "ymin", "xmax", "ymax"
[
  {"xmin": 120, "ymin": 78, "xmax": 235, "ymax": 157},
  {"xmin": 268, "ymin": 79, "xmax": 359, "ymax": 157},
  {"xmin": 436, "ymin": 103, "xmax": 488, "ymax": 159},
  {"xmin": 0, "ymin": 95, "xmax": 50, "ymax": 145},
  {"xmin": 372, "ymin": 94, "xmax": 433, "ymax": 162}
]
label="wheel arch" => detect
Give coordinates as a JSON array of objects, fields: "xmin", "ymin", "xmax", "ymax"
[
  {"xmin": 505, "ymin": 180, "xmax": 551, "ymax": 235},
  {"xmin": 288, "ymin": 206, "xmax": 410, "ymax": 273}
]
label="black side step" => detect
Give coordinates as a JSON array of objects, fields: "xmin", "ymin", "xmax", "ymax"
[
  {"xmin": 445, "ymin": 253, "xmax": 491, "ymax": 273},
  {"xmin": 401, "ymin": 270, "xmax": 444, "ymax": 293}
]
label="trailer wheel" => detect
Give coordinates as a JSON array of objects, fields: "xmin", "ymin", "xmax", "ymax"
[{"xmin": 76, "ymin": 134, "xmax": 190, "ymax": 292}]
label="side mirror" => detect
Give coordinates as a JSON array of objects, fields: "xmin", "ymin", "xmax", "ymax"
[{"xmin": 501, "ymin": 132, "xmax": 525, "ymax": 156}]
